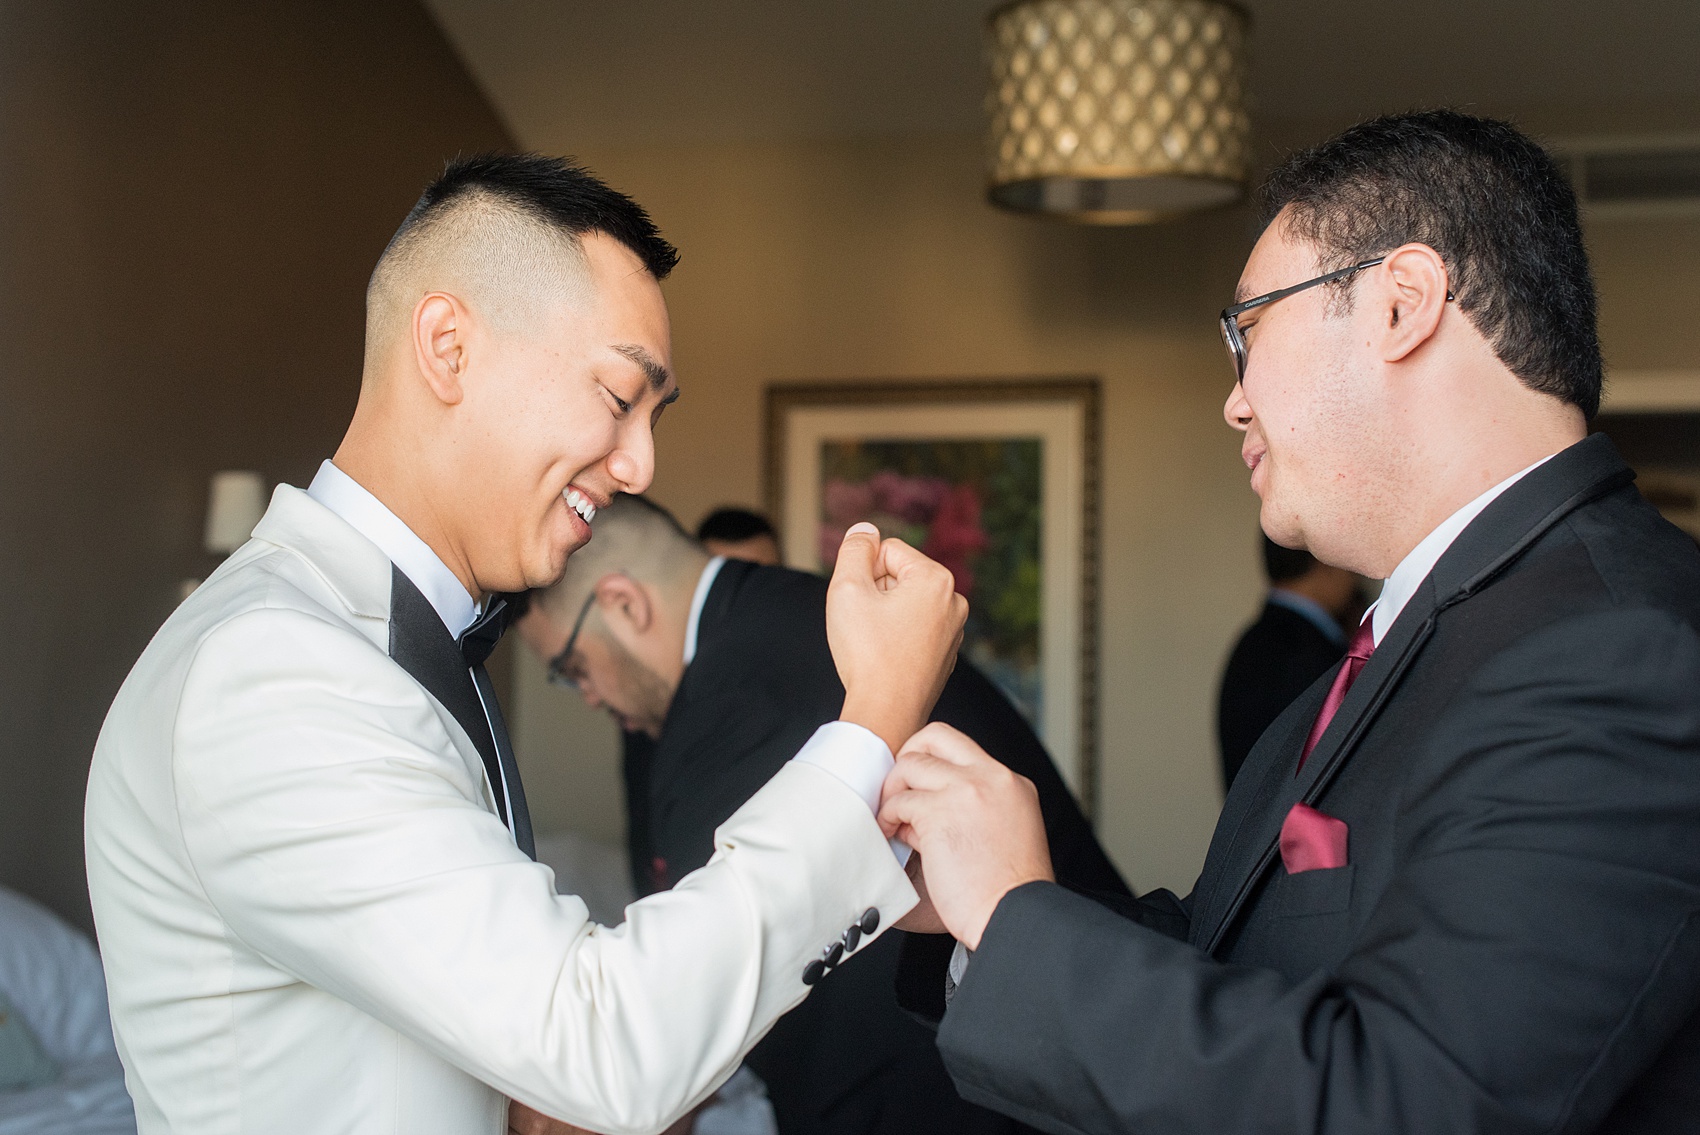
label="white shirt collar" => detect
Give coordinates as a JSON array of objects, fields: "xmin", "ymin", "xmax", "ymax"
[
  {"xmin": 306, "ymin": 460, "xmax": 480, "ymax": 638},
  {"xmin": 682, "ymin": 556, "xmax": 727, "ymax": 666},
  {"xmin": 1369, "ymin": 453, "xmax": 1555, "ymax": 646}
]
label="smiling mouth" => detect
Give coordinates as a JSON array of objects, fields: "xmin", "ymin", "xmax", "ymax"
[
  {"xmin": 1243, "ymin": 447, "xmax": 1265, "ymax": 472},
  {"xmin": 563, "ymin": 487, "xmax": 600, "ymax": 526}
]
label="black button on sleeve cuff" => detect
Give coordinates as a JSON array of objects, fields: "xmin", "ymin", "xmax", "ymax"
[{"xmin": 806, "ymin": 909, "xmax": 881, "ymax": 984}]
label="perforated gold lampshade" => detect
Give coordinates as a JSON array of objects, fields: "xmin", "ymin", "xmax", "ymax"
[{"xmin": 986, "ymin": 0, "xmax": 1251, "ymax": 223}]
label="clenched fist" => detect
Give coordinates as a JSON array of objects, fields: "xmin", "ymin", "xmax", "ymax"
[{"xmin": 827, "ymin": 522, "xmax": 968, "ymax": 754}]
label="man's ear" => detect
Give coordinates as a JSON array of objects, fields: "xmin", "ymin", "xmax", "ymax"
[
  {"xmin": 1377, "ymin": 242, "xmax": 1450, "ymax": 364},
  {"xmin": 594, "ymin": 574, "xmax": 654, "ymax": 635},
  {"xmin": 412, "ymin": 292, "xmax": 471, "ymax": 406}
]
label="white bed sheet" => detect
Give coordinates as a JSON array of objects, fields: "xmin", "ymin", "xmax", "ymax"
[{"xmin": 0, "ymin": 888, "xmax": 135, "ymax": 1134}]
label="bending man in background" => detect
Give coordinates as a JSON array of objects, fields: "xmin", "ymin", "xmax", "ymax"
[
  {"xmin": 515, "ymin": 493, "xmax": 1128, "ymax": 1135},
  {"xmin": 85, "ymin": 154, "xmax": 965, "ymax": 1135}
]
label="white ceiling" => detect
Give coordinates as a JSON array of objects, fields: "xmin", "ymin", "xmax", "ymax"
[{"xmin": 423, "ymin": 0, "xmax": 1700, "ymax": 151}]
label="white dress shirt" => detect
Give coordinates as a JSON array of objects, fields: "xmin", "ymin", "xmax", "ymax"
[
  {"xmin": 306, "ymin": 460, "xmax": 518, "ymax": 832},
  {"xmin": 683, "ymin": 556, "xmax": 728, "ymax": 666},
  {"xmin": 306, "ymin": 460, "xmax": 479, "ymax": 636},
  {"xmin": 1368, "ymin": 454, "xmax": 1554, "ymax": 646}
]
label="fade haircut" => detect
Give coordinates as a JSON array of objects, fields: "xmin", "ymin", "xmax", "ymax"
[
  {"xmin": 365, "ymin": 153, "xmax": 679, "ymax": 362},
  {"xmin": 534, "ymin": 494, "xmax": 703, "ymax": 623},
  {"xmin": 1259, "ymin": 110, "xmax": 1603, "ymax": 417}
]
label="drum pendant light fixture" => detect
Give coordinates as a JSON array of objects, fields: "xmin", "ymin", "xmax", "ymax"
[{"xmin": 985, "ymin": 0, "xmax": 1251, "ymax": 223}]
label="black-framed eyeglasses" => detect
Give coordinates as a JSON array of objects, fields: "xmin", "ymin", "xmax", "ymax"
[
  {"xmin": 1219, "ymin": 256, "xmax": 1387, "ymax": 383},
  {"xmin": 545, "ymin": 590, "xmax": 599, "ymax": 688}
]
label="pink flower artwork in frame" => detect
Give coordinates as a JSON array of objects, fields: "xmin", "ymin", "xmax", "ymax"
[{"xmin": 818, "ymin": 438, "xmax": 1042, "ymax": 728}]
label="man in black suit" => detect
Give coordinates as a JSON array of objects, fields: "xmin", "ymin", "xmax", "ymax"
[
  {"xmin": 1216, "ymin": 535, "xmax": 1359, "ymax": 788},
  {"xmin": 516, "ymin": 494, "xmax": 1128, "ymax": 1135},
  {"xmin": 880, "ymin": 110, "xmax": 1700, "ymax": 1132}
]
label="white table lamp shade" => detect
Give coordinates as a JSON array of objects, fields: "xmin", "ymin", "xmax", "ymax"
[
  {"xmin": 204, "ymin": 470, "xmax": 267, "ymax": 555},
  {"xmin": 985, "ymin": 0, "xmax": 1251, "ymax": 223}
]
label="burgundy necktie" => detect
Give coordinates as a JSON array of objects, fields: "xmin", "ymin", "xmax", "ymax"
[{"xmin": 1298, "ymin": 620, "xmax": 1376, "ymax": 772}]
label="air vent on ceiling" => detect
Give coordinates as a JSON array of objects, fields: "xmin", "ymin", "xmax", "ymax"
[{"xmin": 1557, "ymin": 137, "xmax": 1700, "ymax": 219}]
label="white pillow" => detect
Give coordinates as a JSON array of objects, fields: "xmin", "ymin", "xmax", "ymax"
[
  {"xmin": 0, "ymin": 888, "xmax": 134, "ymax": 1134},
  {"xmin": 0, "ymin": 889, "xmax": 114, "ymax": 1067},
  {"xmin": 0, "ymin": 986, "xmax": 57, "ymax": 1091}
]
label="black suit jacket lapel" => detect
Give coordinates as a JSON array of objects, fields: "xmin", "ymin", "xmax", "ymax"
[
  {"xmin": 689, "ymin": 558, "xmax": 756, "ymax": 660},
  {"xmin": 646, "ymin": 559, "xmax": 761, "ymax": 839},
  {"xmin": 386, "ymin": 564, "xmax": 506, "ymax": 820},
  {"xmin": 1188, "ymin": 675, "xmax": 1332, "ymax": 943},
  {"xmin": 655, "ymin": 557, "xmax": 759, "ymax": 772},
  {"xmin": 1195, "ymin": 433, "xmax": 1636, "ymax": 954}
]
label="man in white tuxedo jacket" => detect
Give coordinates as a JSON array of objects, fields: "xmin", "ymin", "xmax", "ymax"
[{"xmin": 84, "ymin": 155, "xmax": 965, "ymax": 1135}]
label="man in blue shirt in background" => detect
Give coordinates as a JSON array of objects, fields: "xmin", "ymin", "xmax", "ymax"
[{"xmin": 1216, "ymin": 533, "xmax": 1362, "ymax": 789}]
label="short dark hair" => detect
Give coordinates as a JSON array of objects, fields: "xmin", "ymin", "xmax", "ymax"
[
  {"xmin": 398, "ymin": 153, "xmax": 678, "ymax": 280},
  {"xmin": 1259, "ymin": 110, "xmax": 1602, "ymax": 417},
  {"xmin": 1262, "ymin": 533, "xmax": 1317, "ymax": 585},
  {"xmin": 696, "ymin": 507, "xmax": 776, "ymax": 544}
]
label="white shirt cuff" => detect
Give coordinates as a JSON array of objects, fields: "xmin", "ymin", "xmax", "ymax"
[
  {"xmin": 790, "ymin": 721, "xmax": 911, "ymax": 866},
  {"xmin": 947, "ymin": 940, "xmax": 972, "ymax": 992}
]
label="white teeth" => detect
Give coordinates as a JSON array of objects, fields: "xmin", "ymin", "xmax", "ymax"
[{"xmin": 564, "ymin": 488, "xmax": 596, "ymax": 525}]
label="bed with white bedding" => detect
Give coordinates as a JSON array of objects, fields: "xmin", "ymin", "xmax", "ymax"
[{"xmin": 0, "ymin": 887, "xmax": 134, "ymax": 1134}]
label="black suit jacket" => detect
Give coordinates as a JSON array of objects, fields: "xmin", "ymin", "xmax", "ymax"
[
  {"xmin": 617, "ymin": 729, "xmax": 657, "ymax": 897},
  {"xmin": 1217, "ymin": 598, "xmax": 1345, "ymax": 789},
  {"xmin": 643, "ymin": 559, "xmax": 1129, "ymax": 1135},
  {"xmin": 909, "ymin": 435, "xmax": 1700, "ymax": 1134}
]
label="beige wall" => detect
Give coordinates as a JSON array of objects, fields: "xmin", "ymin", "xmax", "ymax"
[
  {"xmin": 0, "ymin": 0, "xmax": 513, "ymax": 931},
  {"xmin": 1592, "ymin": 213, "xmax": 1700, "ymax": 372},
  {"xmin": 510, "ymin": 122, "xmax": 1700, "ymax": 896}
]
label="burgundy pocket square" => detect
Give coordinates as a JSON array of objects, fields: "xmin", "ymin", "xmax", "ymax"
[{"xmin": 1280, "ymin": 802, "xmax": 1349, "ymax": 873}]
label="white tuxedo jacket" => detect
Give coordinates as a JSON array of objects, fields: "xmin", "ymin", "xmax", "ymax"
[{"xmin": 85, "ymin": 486, "xmax": 915, "ymax": 1135}]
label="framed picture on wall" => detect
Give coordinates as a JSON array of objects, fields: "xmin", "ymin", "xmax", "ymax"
[{"xmin": 765, "ymin": 379, "xmax": 1102, "ymax": 817}]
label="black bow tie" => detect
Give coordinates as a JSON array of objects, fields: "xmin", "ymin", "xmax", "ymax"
[{"xmin": 459, "ymin": 594, "xmax": 518, "ymax": 668}]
